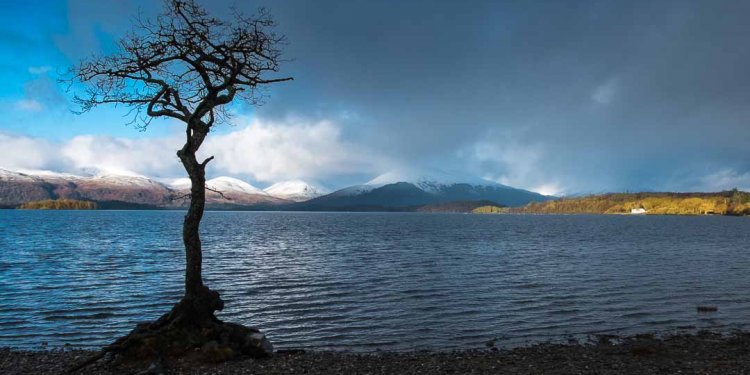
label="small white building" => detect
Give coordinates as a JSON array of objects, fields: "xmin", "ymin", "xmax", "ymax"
[{"xmin": 630, "ymin": 207, "xmax": 647, "ymax": 214}]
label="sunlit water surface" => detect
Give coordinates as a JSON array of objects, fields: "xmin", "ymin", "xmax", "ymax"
[{"xmin": 1, "ymin": 211, "xmax": 749, "ymax": 351}]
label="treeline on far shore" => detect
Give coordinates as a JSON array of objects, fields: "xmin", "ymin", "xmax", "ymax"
[
  {"xmin": 17, "ymin": 199, "xmax": 97, "ymax": 210},
  {"xmin": 510, "ymin": 189, "xmax": 750, "ymax": 216},
  {"xmin": 10, "ymin": 189, "xmax": 750, "ymax": 215}
]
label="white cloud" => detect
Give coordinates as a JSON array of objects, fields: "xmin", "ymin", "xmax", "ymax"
[
  {"xmin": 2, "ymin": 123, "xmax": 747, "ymax": 195},
  {"xmin": 0, "ymin": 117, "xmax": 386, "ymax": 184},
  {"xmin": 14, "ymin": 99, "xmax": 44, "ymax": 112},
  {"xmin": 28, "ymin": 66, "xmax": 52, "ymax": 75},
  {"xmin": 467, "ymin": 130, "xmax": 565, "ymax": 196},
  {"xmin": 0, "ymin": 133, "xmax": 58, "ymax": 170},
  {"xmin": 203, "ymin": 117, "xmax": 384, "ymax": 182},
  {"xmin": 60, "ymin": 134, "xmax": 181, "ymax": 177}
]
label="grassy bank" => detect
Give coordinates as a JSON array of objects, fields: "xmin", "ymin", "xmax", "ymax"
[{"xmin": 511, "ymin": 190, "xmax": 750, "ymax": 216}]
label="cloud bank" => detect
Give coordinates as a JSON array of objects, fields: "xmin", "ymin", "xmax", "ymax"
[
  {"xmin": 203, "ymin": 117, "xmax": 384, "ymax": 182},
  {"xmin": 0, "ymin": 117, "xmax": 387, "ymax": 188}
]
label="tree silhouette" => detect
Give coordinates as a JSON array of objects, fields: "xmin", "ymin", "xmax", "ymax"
[{"xmin": 67, "ymin": 0, "xmax": 291, "ymax": 368}]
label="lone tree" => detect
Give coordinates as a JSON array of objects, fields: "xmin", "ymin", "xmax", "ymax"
[{"xmin": 67, "ymin": 0, "xmax": 291, "ymax": 366}]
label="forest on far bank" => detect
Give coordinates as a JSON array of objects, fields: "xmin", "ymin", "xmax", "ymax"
[{"xmin": 18, "ymin": 199, "xmax": 97, "ymax": 210}]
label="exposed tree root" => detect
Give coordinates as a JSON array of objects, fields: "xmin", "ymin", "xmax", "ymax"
[{"xmin": 66, "ymin": 286, "xmax": 272, "ymax": 374}]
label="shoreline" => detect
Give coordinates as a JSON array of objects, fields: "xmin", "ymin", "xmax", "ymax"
[{"xmin": 3, "ymin": 331, "xmax": 749, "ymax": 374}]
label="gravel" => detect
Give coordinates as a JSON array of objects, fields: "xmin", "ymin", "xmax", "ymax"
[{"xmin": 2, "ymin": 331, "xmax": 749, "ymax": 374}]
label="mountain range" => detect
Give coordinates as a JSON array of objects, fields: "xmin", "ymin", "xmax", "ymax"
[
  {"xmin": 0, "ymin": 168, "xmax": 552, "ymax": 210},
  {"xmin": 294, "ymin": 170, "xmax": 550, "ymax": 210},
  {"xmin": 0, "ymin": 169, "xmax": 294, "ymax": 209}
]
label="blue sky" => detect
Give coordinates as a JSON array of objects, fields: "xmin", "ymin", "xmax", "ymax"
[
  {"xmin": 1, "ymin": 1, "xmax": 69, "ymax": 137},
  {"xmin": 1, "ymin": 0, "xmax": 749, "ymax": 194},
  {"xmin": 0, "ymin": 0, "xmax": 178, "ymax": 140}
]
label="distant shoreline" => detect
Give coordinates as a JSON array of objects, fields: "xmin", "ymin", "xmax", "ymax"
[
  {"xmin": 5, "ymin": 189, "xmax": 750, "ymax": 216},
  {"xmin": 6, "ymin": 207, "xmax": 750, "ymax": 217}
]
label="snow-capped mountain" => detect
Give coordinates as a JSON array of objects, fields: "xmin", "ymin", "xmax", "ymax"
[
  {"xmin": 0, "ymin": 168, "xmax": 288, "ymax": 208},
  {"xmin": 0, "ymin": 168, "xmax": 81, "ymax": 182},
  {"xmin": 299, "ymin": 169, "xmax": 553, "ymax": 210},
  {"xmin": 0, "ymin": 168, "xmax": 42, "ymax": 183},
  {"xmin": 365, "ymin": 169, "xmax": 498, "ymax": 193},
  {"xmin": 206, "ymin": 176, "xmax": 268, "ymax": 196},
  {"xmin": 90, "ymin": 173, "xmax": 166, "ymax": 188},
  {"xmin": 263, "ymin": 180, "xmax": 328, "ymax": 202},
  {"xmin": 166, "ymin": 178, "xmax": 192, "ymax": 191},
  {"xmin": 0, "ymin": 167, "xmax": 553, "ymax": 210},
  {"xmin": 0, "ymin": 168, "xmax": 174, "ymax": 207}
]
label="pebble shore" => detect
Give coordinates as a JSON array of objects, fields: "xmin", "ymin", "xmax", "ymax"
[{"xmin": 2, "ymin": 331, "xmax": 749, "ymax": 374}]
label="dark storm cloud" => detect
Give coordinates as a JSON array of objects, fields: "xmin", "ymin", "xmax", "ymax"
[{"xmin": 64, "ymin": 0, "xmax": 750, "ymax": 193}]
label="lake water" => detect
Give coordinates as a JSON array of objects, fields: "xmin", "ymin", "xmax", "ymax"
[{"xmin": 1, "ymin": 211, "xmax": 749, "ymax": 351}]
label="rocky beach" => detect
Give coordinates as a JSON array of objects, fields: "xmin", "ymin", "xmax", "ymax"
[{"xmin": 3, "ymin": 331, "xmax": 749, "ymax": 374}]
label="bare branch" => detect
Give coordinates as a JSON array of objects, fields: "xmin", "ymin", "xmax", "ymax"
[
  {"xmin": 67, "ymin": 0, "xmax": 293, "ymax": 130},
  {"xmin": 205, "ymin": 185, "xmax": 232, "ymax": 201},
  {"xmin": 200, "ymin": 155, "xmax": 214, "ymax": 168},
  {"xmin": 170, "ymin": 192, "xmax": 192, "ymax": 202}
]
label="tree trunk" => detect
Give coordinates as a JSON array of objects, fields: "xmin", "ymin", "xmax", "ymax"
[
  {"xmin": 67, "ymin": 128, "xmax": 273, "ymax": 373},
  {"xmin": 173, "ymin": 126, "xmax": 224, "ymax": 325},
  {"xmin": 182, "ymin": 150, "xmax": 205, "ymax": 298}
]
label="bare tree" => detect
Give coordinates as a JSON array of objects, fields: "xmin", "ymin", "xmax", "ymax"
[{"xmin": 66, "ymin": 0, "xmax": 291, "ymax": 367}]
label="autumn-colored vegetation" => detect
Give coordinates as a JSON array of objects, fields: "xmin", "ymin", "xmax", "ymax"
[
  {"xmin": 18, "ymin": 199, "xmax": 97, "ymax": 210},
  {"xmin": 511, "ymin": 189, "xmax": 750, "ymax": 216},
  {"xmin": 472, "ymin": 205, "xmax": 507, "ymax": 214}
]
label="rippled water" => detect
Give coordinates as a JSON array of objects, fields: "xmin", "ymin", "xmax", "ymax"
[{"xmin": 1, "ymin": 211, "xmax": 749, "ymax": 351}]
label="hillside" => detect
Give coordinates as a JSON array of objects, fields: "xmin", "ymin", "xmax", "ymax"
[
  {"xmin": 296, "ymin": 182, "xmax": 435, "ymax": 211},
  {"xmin": 511, "ymin": 190, "xmax": 750, "ymax": 216},
  {"xmin": 365, "ymin": 170, "xmax": 551, "ymax": 207},
  {"xmin": 0, "ymin": 169, "xmax": 291, "ymax": 209}
]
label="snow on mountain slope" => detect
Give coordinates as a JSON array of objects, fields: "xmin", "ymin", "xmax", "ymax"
[
  {"xmin": 0, "ymin": 168, "xmax": 80, "ymax": 182},
  {"xmin": 366, "ymin": 169, "xmax": 499, "ymax": 192},
  {"xmin": 0, "ymin": 168, "xmax": 295, "ymax": 207},
  {"xmin": 326, "ymin": 184, "xmax": 377, "ymax": 197},
  {"xmin": 206, "ymin": 176, "xmax": 268, "ymax": 196},
  {"xmin": 91, "ymin": 173, "xmax": 164, "ymax": 188},
  {"xmin": 1, "ymin": 167, "xmax": 163, "ymax": 188},
  {"xmin": 0, "ymin": 168, "xmax": 37, "ymax": 182},
  {"xmin": 264, "ymin": 180, "xmax": 328, "ymax": 202},
  {"xmin": 164, "ymin": 178, "xmax": 191, "ymax": 191},
  {"xmin": 0, "ymin": 168, "xmax": 174, "ymax": 206}
]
